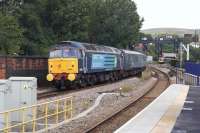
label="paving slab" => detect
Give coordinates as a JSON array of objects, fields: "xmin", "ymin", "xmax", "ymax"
[
  {"xmin": 172, "ymin": 86, "xmax": 200, "ymax": 133},
  {"xmin": 115, "ymin": 84, "xmax": 189, "ymax": 133}
]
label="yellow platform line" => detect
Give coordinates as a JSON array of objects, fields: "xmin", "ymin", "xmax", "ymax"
[{"xmin": 151, "ymin": 86, "xmax": 189, "ymax": 133}]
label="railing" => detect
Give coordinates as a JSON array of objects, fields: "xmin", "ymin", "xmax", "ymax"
[
  {"xmin": 0, "ymin": 97, "xmax": 72, "ymax": 133},
  {"xmin": 176, "ymin": 68, "xmax": 199, "ymax": 86},
  {"xmin": 184, "ymin": 73, "xmax": 198, "ymax": 86},
  {"xmin": 176, "ymin": 68, "xmax": 185, "ymax": 84}
]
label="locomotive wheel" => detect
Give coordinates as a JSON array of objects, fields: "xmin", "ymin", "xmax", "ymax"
[
  {"xmin": 92, "ymin": 75, "xmax": 97, "ymax": 84},
  {"xmin": 92, "ymin": 76, "xmax": 96, "ymax": 85},
  {"xmin": 53, "ymin": 79, "xmax": 66, "ymax": 90},
  {"xmin": 60, "ymin": 79, "xmax": 66, "ymax": 90},
  {"xmin": 137, "ymin": 71, "xmax": 142, "ymax": 78},
  {"xmin": 91, "ymin": 75, "xmax": 98, "ymax": 85},
  {"xmin": 54, "ymin": 80, "xmax": 61, "ymax": 90},
  {"xmin": 111, "ymin": 73, "xmax": 115, "ymax": 82},
  {"xmin": 114, "ymin": 73, "xmax": 119, "ymax": 81},
  {"xmin": 87, "ymin": 76, "xmax": 94, "ymax": 86},
  {"xmin": 79, "ymin": 78, "xmax": 87, "ymax": 88},
  {"xmin": 70, "ymin": 81, "xmax": 78, "ymax": 89},
  {"xmin": 99, "ymin": 74, "xmax": 105, "ymax": 83}
]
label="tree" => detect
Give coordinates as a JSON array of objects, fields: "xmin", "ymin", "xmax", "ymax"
[
  {"xmin": 139, "ymin": 33, "xmax": 153, "ymax": 43},
  {"xmin": 0, "ymin": 13, "xmax": 23, "ymax": 55},
  {"xmin": 87, "ymin": 0, "xmax": 142, "ymax": 48},
  {"xmin": 146, "ymin": 44, "xmax": 156, "ymax": 57},
  {"xmin": 40, "ymin": 0, "xmax": 142, "ymax": 48},
  {"xmin": 1, "ymin": 0, "xmax": 142, "ymax": 55},
  {"xmin": 16, "ymin": 0, "xmax": 49, "ymax": 55},
  {"xmin": 42, "ymin": 0, "xmax": 90, "ymax": 42},
  {"xmin": 189, "ymin": 47, "xmax": 200, "ymax": 62}
]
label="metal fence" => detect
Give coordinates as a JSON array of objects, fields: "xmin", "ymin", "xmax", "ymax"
[
  {"xmin": 176, "ymin": 68, "xmax": 199, "ymax": 86},
  {"xmin": 176, "ymin": 69, "xmax": 184, "ymax": 84},
  {"xmin": 0, "ymin": 97, "xmax": 72, "ymax": 133}
]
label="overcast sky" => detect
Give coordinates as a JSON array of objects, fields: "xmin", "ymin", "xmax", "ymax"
[{"xmin": 134, "ymin": 0, "xmax": 200, "ymax": 29}]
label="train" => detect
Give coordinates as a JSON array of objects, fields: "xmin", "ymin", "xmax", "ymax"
[
  {"xmin": 46, "ymin": 41, "xmax": 147, "ymax": 89},
  {"xmin": 158, "ymin": 57, "xmax": 165, "ymax": 64}
]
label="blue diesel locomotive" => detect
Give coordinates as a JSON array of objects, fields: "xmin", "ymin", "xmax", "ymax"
[{"xmin": 47, "ymin": 41, "xmax": 146, "ymax": 89}]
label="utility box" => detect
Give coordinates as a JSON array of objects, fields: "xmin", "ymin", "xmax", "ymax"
[
  {"xmin": 0, "ymin": 80, "xmax": 10, "ymax": 129},
  {"xmin": 147, "ymin": 56, "xmax": 153, "ymax": 63},
  {"xmin": 7, "ymin": 77, "xmax": 37, "ymax": 122}
]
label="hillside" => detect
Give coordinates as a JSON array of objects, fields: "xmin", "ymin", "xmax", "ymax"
[{"xmin": 141, "ymin": 28, "xmax": 200, "ymax": 37}]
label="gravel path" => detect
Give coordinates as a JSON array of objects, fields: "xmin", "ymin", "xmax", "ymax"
[
  {"xmin": 38, "ymin": 77, "xmax": 141, "ymax": 116},
  {"xmin": 40, "ymin": 76, "xmax": 157, "ymax": 133}
]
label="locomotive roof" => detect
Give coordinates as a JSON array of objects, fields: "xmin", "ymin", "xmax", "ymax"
[
  {"xmin": 51, "ymin": 41, "xmax": 84, "ymax": 49},
  {"xmin": 51, "ymin": 41, "xmax": 145, "ymax": 56},
  {"xmin": 122, "ymin": 49, "xmax": 145, "ymax": 56},
  {"xmin": 53, "ymin": 41, "xmax": 121, "ymax": 54}
]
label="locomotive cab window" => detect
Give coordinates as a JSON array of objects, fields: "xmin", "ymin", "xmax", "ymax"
[
  {"xmin": 49, "ymin": 48, "xmax": 82, "ymax": 58},
  {"xmin": 63, "ymin": 48, "xmax": 82, "ymax": 58},
  {"xmin": 49, "ymin": 49, "xmax": 62, "ymax": 58}
]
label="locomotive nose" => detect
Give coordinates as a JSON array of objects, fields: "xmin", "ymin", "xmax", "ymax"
[{"xmin": 47, "ymin": 58, "xmax": 78, "ymax": 81}]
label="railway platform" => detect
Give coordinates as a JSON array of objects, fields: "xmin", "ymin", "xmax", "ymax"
[{"xmin": 115, "ymin": 84, "xmax": 200, "ymax": 133}]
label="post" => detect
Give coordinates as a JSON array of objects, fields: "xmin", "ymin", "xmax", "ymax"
[
  {"xmin": 22, "ymin": 109, "xmax": 25, "ymax": 133},
  {"xmin": 56, "ymin": 101, "xmax": 59, "ymax": 124},
  {"xmin": 187, "ymin": 44, "xmax": 190, "ymax": 61},
  {"xmin": 176, "ymin": 68, "xmax": 178, "ymax": 83},
  {"xmin": 70, "ymin": 98, "xmax": 73, "ymax": 118},
  {"xmin": 32, "ymin": 106, "xmax": 37, "ymax": 133},
  {"xmin": 64, "ymin": 100, "xmax": 67, "ymax": 120},
  {"xmin": 4, "ymin": 112, "xmax": 9, "ymax": 133},
  {"xmin": 45, "ymin": 104, "xmax": 48, "ymax": 129},
  {"xmin": 180, "ymin": 43, "xmax": 183, "ymax": 68}
]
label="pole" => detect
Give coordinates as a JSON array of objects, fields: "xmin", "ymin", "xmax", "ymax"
[
  {"xmin": 180, "ymin": 42, "xmax": 190, "ymax": 61},
  {"xmin": 195, "ymin": 29, "xmax": 197, "ymax": 47},
  {"xmin": 187, "ymin": 44, "xmax": 190, "ymax": 61},
  {"xmin": 180, "ymin": 42, "xmax": 183, "ymax": 68}
]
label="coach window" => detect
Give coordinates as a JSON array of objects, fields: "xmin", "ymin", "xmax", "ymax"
[{"xmin": 135, "ymin": 56, "xmax": 139, "ymax": 63}]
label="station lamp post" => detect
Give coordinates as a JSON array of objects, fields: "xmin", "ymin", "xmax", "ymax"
[
  {"xmin": 159, "ymin": 37, "xmax": 164, "ymax": 57},
  {"xmin": 179, "ymin": 42, "xmax": 190, "ymax": 68}
]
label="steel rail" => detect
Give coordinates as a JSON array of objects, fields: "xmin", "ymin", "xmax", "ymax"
[{"xmin": 84, "ymin": 67, "xmax": 170, "ymax": 133}]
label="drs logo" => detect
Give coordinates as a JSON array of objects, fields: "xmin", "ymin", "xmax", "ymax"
[{"xmin": 91, "ymin": 54, "xmax": 117, "ymax": 70}]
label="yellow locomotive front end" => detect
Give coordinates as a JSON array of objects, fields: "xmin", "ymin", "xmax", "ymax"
[
  {"xmin": 47, "ymin": 58, "xmax": 78, "ymax": 81},
  {"xmin": 46, "ymin": 46, "xmax": 80, "ymax": 83}
]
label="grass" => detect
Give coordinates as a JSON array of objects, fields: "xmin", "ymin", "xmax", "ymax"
[
  {"xmin": 142, "ymin": 68, "xmax": 152, "ymax": 80},
  {"xmin": 81, "ymin": 99, "xmax": 92, "ymax": 110},
  {"xmin": 120, "ymin": 85, "xmax": 134, "ymax": 93}
]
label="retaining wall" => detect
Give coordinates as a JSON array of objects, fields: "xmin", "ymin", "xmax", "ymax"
[{"xmin": 0, "ymin": 56, "xmax": 48, "ymax": 86}]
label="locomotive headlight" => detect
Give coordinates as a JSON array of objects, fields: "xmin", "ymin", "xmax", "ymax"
[
  {"xmin": 68, "ymin": 74, "xmax": 76, "ymax": 81},
  {"xmin": 47, "ymin": 74, "xmax": 54, "ymax": 81}
]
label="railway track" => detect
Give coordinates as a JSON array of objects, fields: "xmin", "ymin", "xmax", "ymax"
[
  {"xmin": 85, "ymin": 67, "xmax": 170, "ymax": 133},
  {"xmin": 37, "ymin": 72, "xmax": 143, "ymax": 100},
  {"xmin": 37, "ymin": 84, "xmax": 110, "ymax": 100},
  {"xmin": 37, "ymin": 90, "xmax": 59, "ymax": 99}
]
